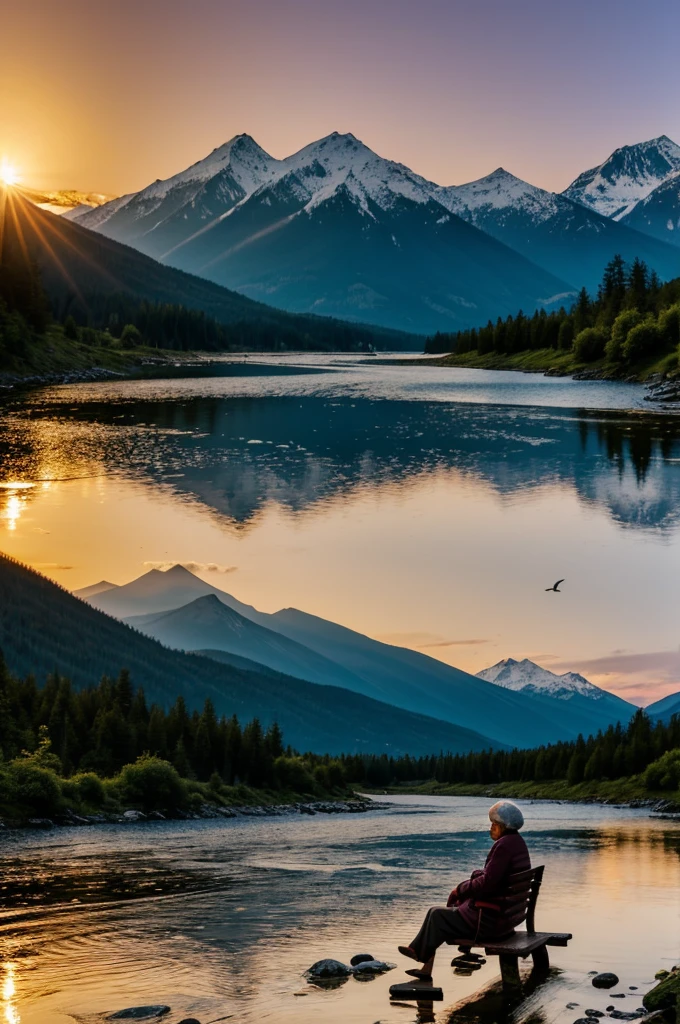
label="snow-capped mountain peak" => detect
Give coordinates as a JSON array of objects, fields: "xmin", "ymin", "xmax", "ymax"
[
  {"xmin": 278, "ymin": 131, "xmax": 440, "ymax": 212},
  {"xmin": 437, "ymin": 168, "xmax": 561, "ymax": 221},
  {"xmin": 476, "ymin": 657, "xmax": 610, "ymax": 702},
  {"xmin": 141, "ymin": 133, "xmax": 280, "ymax": 201},
  {"xmin": 563, "ymin": 135, "xmax": 680, "ymax": 220}
]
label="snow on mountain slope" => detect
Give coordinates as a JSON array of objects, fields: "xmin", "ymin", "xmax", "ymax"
[
  {"xmin": 279, "ymin": 131, "xmax": 439, "ymax": 214},
  {"xmin": 73, "ymin": 134, "xmax": 281, "ymax": 244},
  {"xmin": 477, "ymin": 657, "xmax": 626, "ymax": 704},
  {"xmin": 434, "ymin": 167, "xmax": 680, "ymax": 292},
  {"xmin": 563, "ymin": 135, "xmax": 680, "ymax": 220},
  {"xmin": 438, "ymin": 168, "xmax": 563, "ymax": 222},
  {"xmin": 622, "ymin": 170, "xmax": 680, "ymax": 247}
]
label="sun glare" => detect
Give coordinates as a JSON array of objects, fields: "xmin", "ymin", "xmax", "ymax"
[{"xmin": 0, "ymin": 158, "xmax": 19, "ymax": 187}]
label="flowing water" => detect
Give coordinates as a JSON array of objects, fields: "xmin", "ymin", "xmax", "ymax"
[
  {"xmin": 1, "ymin": 796, "xmax": 679, "ymax": 1024},
  {"xmin": 1, "ymin": 357, "xmax": 679, "ymax": 699}
]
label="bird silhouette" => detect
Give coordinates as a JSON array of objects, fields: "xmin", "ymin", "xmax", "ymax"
[{"xmin": 545, "ymin": 579, "xmax": 565, "ymax": 592}]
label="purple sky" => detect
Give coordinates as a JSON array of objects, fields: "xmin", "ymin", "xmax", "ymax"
[{"xmin": 2, "ymin": 0, "xmax": 679, "ymax": 195}]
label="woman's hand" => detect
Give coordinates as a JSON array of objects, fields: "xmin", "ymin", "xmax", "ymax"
[{"xmin": 446, "ymin": 887, "xmax": 459, "ymax": 907}]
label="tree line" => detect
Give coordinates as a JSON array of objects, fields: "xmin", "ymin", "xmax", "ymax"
[
  {"xmin": 0, "ymin": 249, "xmax": 393, "ymax": 371},
  {"xmin": 2, "ymin": 654, "xmax": 680, "ymax": 818},
  {"xmin": 339, "ymin": 710, "xmax": 680, "ymax": 790},
  {"xmin": 0, "ymin": 657, "xmax": 345, "ymax": 795},
  {"xmin": 425, "ymin": 256, "xmax": 680, "ymax": 366}
]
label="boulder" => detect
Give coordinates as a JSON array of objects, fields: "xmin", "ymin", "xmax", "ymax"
[
  {"xmin": 643, "ymin": 967, "xmax": 680, "ymax": 1014},
  {"xmin": 593, "ymin": 974, "xmax": 620, "ymax": 989},
  {"xmin": 122, "ymin": 810, "xmax": 146, "ymax": 822},
  {"xmin": 350, "ymin": 953, "xmax": 375, "ymax": 966},
  {"xmin": 608, "ymin": 1011, "xmax": 645, "ymax": 1020},
  {"xmin": 350, "ymin": 960, "xmax": 395, "ymax": 975},
  {"xmin": 585, "ymin": 1011, "xmax": 605, "ymax": 1017},
  {"xmin": 306, "ymin": 959, "xmax": 351, "ymax": 978},
  {"xmin": 107, "ymin": 1008, "xmax": 170, "ymax": 1020},
  {"xmin": 26, "ymin": 818, "xmax": 54, "ymax": 829},
  {"xmin": 176, "ymin": 1019, "xmax": 202, "ymax": 1024}
]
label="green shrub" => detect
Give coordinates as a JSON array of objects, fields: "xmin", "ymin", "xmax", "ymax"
[
  {"xmin": 115, "ymin": 754, "xmax": 187, "ymax": 811},
  {"xmin": 71, "ymin": 772, "xmax": 106, "ymax": 807},
  {"xmin": 274, "ymin": 756, "xmax": 315, "ymax": 792},
  {"xmin": 658, "ymin": 304, "xmax": 680, "ymax": 348},
  {"xmin": 623, "ymin": 316, "xmax": 662, "ymax": 362},
  {"xmin": 606, "ymin": 309, "xmax": 641, "ymax": 362},
  {"xmin": 8, "ymin": 760, "xmax": 63, "ymax": 815},
  {"xmin": 573, "ymin": 327, "xmax": 607, "ymax": 362},
  {"xmin": 643, "ymin": 749, "xmax": 680, "ymax": 790}
]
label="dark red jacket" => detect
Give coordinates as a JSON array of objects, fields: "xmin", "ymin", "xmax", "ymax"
[{"xmin": 448, "ymin": 831, "xmax": 531, "ymax": 938}]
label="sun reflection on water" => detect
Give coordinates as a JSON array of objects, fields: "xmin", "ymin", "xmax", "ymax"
[{"xmin": 2, "ymin": 963, "xmax": 20, "ymax": 1024}]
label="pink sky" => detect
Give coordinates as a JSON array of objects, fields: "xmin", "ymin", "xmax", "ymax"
[{"xmin": 1, "ymin": 0, "xmax": 678, "ymax": 196}]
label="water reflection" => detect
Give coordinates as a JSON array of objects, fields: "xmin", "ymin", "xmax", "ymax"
[
  {"xmin": 0, "ymin": 798, "xmax": 678, "ymax": 1024},
  {"xmin": 1, "ymin": 963, "xmax": 19, "ymax": 1024},
  {"xmin": 2, "ymin": 395, "xmax": 680, "ymax": 533}
]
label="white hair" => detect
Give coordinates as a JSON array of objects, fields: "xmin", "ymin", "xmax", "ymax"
[{"xmin": 489, "ymin": 800, "xmax": 524, "ymax": 830}]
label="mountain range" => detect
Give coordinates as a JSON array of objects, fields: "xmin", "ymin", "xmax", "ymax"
[
  {"xmin": 76, "ymin": 564, "xmax": 637, "ymax": 748},
  {"xmin": 71, "ymin": 132, "xmax": 573, "ymax": 334},
  {"xmin": 477, "ymin": 657, "xmax": 632, "ymax": 716},
  {"xmin": 1, "ymin": 188, "xmax": 413, "ymax": 350},
  {"xmin": 66, "ymin": 132, "xmax": 680, "ymax": 333},
  {"xmin": 0, "ymin": 553, "xmax": 497, "ymax": 756}
]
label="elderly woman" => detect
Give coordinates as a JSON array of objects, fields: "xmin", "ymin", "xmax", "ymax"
[{"xmin": 398, "ymin": 800, "xmax": 529, "ymax": 979}]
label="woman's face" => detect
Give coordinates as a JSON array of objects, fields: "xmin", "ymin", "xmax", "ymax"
[{"xmin": 489, "ymin": 819, "xmax": 505, "ymax": 841}]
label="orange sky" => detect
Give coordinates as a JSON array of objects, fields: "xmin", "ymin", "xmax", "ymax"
[{"xmin": 2, "ymin": 0, "xmax": 679, "ymax": 197}]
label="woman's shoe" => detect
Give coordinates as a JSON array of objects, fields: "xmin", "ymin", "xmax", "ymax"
[{"xmin": 398, "ymin": 945, "xmax": 419, "ymax": 961}]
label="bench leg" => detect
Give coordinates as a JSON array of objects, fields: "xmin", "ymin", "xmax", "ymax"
[
  {"xmin": 531, "ymin": 944, "xmax": 550, "ymax": 973},
  {"xmin": 499, "ymin": 954, "xmax": 522, "ymax": 990}
]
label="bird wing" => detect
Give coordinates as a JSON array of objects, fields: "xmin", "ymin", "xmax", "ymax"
[{"xmin": 554, "ymin": 579, "xmax": 565, "ymax": 587}]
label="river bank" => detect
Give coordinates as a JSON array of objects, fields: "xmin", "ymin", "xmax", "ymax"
[
  {"xmin": 361, "ymin": 777, "xmax": 680, "ymax": 812},
  {"xmin": 0, "ymin": 796, "xmax": 379, "ymax": 832},
  {"xmin": 2, "ymin": 796, "xmax": 678, "ymax": 1024},
  {"xmin": 378, "ymin": 347, "xmax": 680, "ymax": 400}
]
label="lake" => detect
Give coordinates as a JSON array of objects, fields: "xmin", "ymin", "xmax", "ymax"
[
  {"xmin": 1, "ymin": 357, "xmax": 679, "ymax": 702},
  {"xmin": 1, "ymin": 796, "xmax": 678, "ymax": 1024}
]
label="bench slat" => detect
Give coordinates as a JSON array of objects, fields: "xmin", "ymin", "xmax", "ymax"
[{"xmin": 457, "ymin": 930, "xmax": 572, "ymax": 958}]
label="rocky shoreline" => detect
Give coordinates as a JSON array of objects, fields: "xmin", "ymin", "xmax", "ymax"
[
  {"xmin": 0, "ymin": 798, "xmax": 387, "ymax": 832},
  {"xmin": 0, "ymin": 365, "xmax": 129, "ymax": 394}
]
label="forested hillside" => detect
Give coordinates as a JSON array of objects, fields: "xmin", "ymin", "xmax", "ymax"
[
  {"xmin": 425, "ymin": 256, "xmax": 680, "ymax": 373},
  {"xmin": 0, "ymin": 187, "xmax": 416, "ymax": 372},
  {"xmin": 0, "ymin": 554, "xmax": 497, "ymax": 756},
  {"xmin": 346, "ymin": 709, "xmax": 680, "ymax": 791}
]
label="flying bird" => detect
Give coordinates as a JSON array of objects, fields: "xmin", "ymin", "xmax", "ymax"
[{"xmin": 545, "ymin": 579, "xmax": 565, "ymax": 592}]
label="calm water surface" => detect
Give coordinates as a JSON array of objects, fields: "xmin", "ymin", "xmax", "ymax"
[
  {"xmin": 1, "ymin": 796, "xmax": 678, "ymax": 1024},
  {"xmin": 1, "ymin": 358, "xmax": 679, "ymax": 697}
]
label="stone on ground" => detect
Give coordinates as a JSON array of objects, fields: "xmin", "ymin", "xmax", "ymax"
[
  {"xmin": 306, "ymin": 959, "xmax": 351, "ymax": 978},
  {"xmin": 592, "ymin": 973, "xmax": 620, "ymax": 989},
  {"xmin": 350, "ymin": 953, "xmax": 374, "ymax": 966},
  {"xmin": 107, "ymin": 1008, "xmax": 171, "ymax": 1021}
]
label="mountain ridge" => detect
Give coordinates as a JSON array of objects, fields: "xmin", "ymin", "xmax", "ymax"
[
  {"xmin": 0, "ymin": 554, "xmax": 498, "ymax": 756},
  {"xmin": 71, "ymin": 131, "xmax": 575, "ymax": 333},
  {"xmin": 562, "ymin": 135, "xmax": 680, "ymax": 220},
  {"xmin": 80, "ymin": 564, "xmax": 637, "ymax": 747}
]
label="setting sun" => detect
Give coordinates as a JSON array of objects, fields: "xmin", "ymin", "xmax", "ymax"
[{"xmin": 0, "ymin": 158, "xmax": 19, "ymax": 186}]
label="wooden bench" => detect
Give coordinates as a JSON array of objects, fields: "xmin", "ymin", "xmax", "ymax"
[{"xmin": 455, "ymin": 865, "xmax": 572, "ymax": 989}]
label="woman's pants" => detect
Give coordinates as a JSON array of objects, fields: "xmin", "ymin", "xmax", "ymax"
[{"xmin": 410, "ymin": 906, "xmax": 475, "ymax": 963}]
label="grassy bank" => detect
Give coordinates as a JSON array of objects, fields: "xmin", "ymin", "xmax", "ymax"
[
  {"xmin": 0, "ymin": 750, "xmax": 358, "ymax": 826},
  {"xmin": 0, "ymin": 319, "xmax": 214, "ymax": 387},
  {"xmin": 433, "ymin": 346, "xmax": 679, "ymax": 382},
  {"xmin": 364, "ymin": 775, "xmax": 680, "ymax": 806}
]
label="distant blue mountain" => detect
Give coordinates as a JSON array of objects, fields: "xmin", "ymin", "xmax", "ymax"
[
  {"xmin": 84, "ymin": 565, "xmax": 635, "ymax": 749},
  {"xmin": 645, "ymin": 690, "xmax": 680, "ymax": 723}
]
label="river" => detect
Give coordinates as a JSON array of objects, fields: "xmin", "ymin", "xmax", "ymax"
[
  {"xmin": 1, "ymin": 796, "xmax": 678, "ymax": 1024},
  {"xmin": 0, "ymin": 357, "xmax": 679, "ymax": 700}
]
